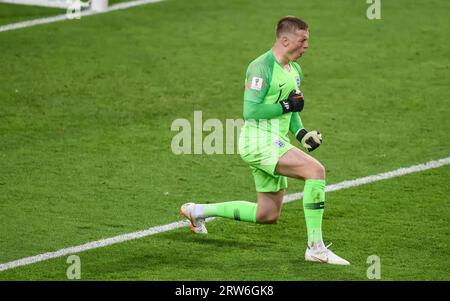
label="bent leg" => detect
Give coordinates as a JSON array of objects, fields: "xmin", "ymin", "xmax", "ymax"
[
  {"xmin": 276, "ymin": 147, "xmax": 326, "ymax": 248},
  {"xmin": 276, "ymin": 147, "xmax": 325, "ymax": 180}
]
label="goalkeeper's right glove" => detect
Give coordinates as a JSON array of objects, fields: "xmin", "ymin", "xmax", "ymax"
[
  {"xmin": 296, "ymin": 129, "xmax": 322, "ymax": 152},
  {"xmin": 280, "ymin": 90, "xmax": 304, "ymax": 113}
]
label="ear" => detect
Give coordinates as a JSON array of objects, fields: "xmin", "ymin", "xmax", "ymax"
[{"xmin": 281, "ymin": 35, "xmax": 290, "ymax": 47}]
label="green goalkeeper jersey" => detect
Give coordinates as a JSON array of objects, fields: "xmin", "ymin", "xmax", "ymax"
[{"xmin": 242, "ymin": 49, "xmax": 304, "ymax": 142}]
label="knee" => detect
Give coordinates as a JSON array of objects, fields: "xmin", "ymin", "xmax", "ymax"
[
  {"xmin": 256, "ymin": 211, "xmax": 280, "ymax": 224},
  {"xmin": 315, "ymin": 163, "xmax": 326, "ymax": 179},
  {"xmin": 305, "ymin": 162, "xmax": 325, "ymax": 180}
]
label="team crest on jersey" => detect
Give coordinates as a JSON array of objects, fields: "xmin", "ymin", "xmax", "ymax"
[
  {"xmin": 295, "ymin": 76, "xmax": 301, "ymax": 88},
  {"xmin": 250, "ymin": 76, "xmax": 264, "ymax": 91},
  {"xmin": 274, "ymin": 140, "xmax": 285, "ymax": 148}
]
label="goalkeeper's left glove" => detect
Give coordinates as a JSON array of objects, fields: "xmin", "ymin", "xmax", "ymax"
[{"xmin": 296, "ymin": 129, "xmax": 322, "ymax": 152}]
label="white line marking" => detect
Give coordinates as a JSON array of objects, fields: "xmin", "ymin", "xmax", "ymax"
[
  {"xmin": 0, "ymin": 217, "xmax": 214, "ymax": 272},
  {"xmin": 282, "ymin": 156, "xmax": 450, "ymax": 203},
  {"xmin": 0, "ymin": 156, "xmax": 449, "ymax": 272},
  {"xmin": 0, "ymin": 0, "xmax": 78, "ymax": 9},
  {"xmin": 0, "ymin": 0, "xmax": 162, "ymax": 33}
]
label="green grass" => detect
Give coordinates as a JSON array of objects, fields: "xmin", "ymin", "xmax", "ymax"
[
  {"xmin": 1, "ymin": 166, "xmax": 449, "ymax": 280},
  {"xmin": 0, "ymin": 0, "xmax": 449, "ymax": 280},
  {"xmin": 0, "ymin": 3, "xmax": 63, "ymax": 26},
  {"xmin": 0, "ymin": 0, "xmax": 135, "ymax": 26}
]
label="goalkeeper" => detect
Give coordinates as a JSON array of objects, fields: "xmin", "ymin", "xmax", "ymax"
[{"xmin": 181, "ymin": 16, "xmax": 349, "ymax": 265}]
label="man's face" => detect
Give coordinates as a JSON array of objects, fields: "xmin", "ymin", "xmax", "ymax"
[{"xmin": 283, "ymin": 29, "xmax": 309, "ymax": 61}]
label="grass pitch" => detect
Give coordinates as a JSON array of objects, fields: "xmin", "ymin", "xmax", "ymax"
[{"xmin": 0, "ymin": 0, "xmax": 449, "ymax": 280}]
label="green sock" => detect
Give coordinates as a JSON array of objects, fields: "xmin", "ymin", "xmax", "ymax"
[
  {"xmin": 303, "ymin": 179, "xmax": 325, "ymax": 246},
  {"xmin": 203, "ymin": 201, "xmax": 257, "ymax": 223}
]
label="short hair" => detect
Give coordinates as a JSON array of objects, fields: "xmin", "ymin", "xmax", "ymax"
[{"xmin": 276, "ymin": 16, "xmax": 309, "ymax": 38}]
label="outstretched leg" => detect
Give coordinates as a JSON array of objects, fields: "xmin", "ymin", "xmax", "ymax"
[
  {"xmin": 181, "ymin": 200, "xmax": 257, "ymax": 234},
  {"xmin": 180, "ymin": 189, "xmax": 285, "ymax": 233}
]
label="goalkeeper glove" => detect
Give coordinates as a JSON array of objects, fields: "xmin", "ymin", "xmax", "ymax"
[
  {"xmin": 280, "ymin": 90, "xmax": 304, "ymax": 113},
  {"xmin": 296, "ymin": 129, "xmax": 322, "ymax": 152}
]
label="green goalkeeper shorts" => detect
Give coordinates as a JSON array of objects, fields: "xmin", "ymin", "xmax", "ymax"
[{"xmin": 239, "ymin": 135, "xmax": 294, "ymax": 192}]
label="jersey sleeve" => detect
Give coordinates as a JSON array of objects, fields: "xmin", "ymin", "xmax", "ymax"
[
  {"xmin": 289, "ymin": 112, "xmax": 305, "ymax": 136},
  {"xmin": 243, "ymin": 101, "xmax": 283, "ymax": 120},
  {"xmin": 243, "ymin": 61, "xmax": 271, "ymax": 104}
]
